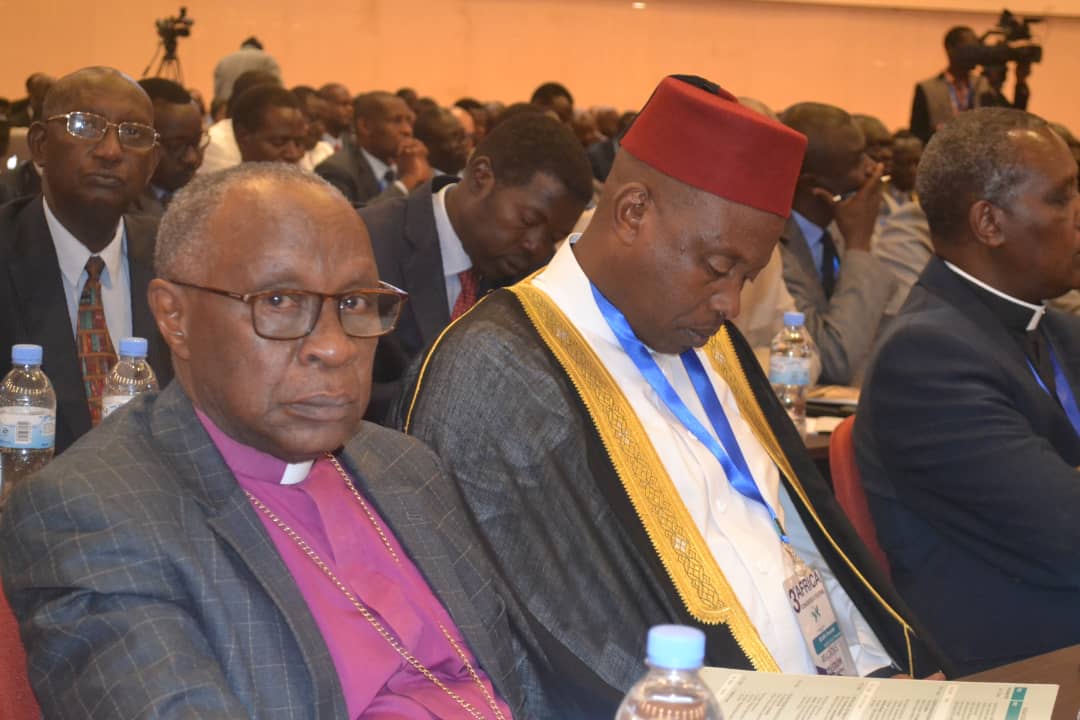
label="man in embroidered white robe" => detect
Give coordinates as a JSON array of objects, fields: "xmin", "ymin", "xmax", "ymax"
[{"xmin": 400, "ymin": 76, "xmax": 952, "ymax": 719}]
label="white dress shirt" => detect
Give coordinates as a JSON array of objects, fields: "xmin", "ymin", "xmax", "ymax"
[
  {"xmin": 43, "ymin": 197, "xmax": 132, "ymax": 343},
  {"xmin": 198, "ymin": 119, "xmax": 241, "ymax": 175},
  {"xmin": 299, "ymin": 141, "xmax": 335, "ymax": 173},
  {"xmin": 533, "ymin": 241, "xmax": 891, "ymax": 675},
  {"xmin": 432, "ymin": 183, "xmax": 472, "ymax": 311},
  {"xmin": 360, "ymin": 147, "xmax": 408, "ymax": 196}
]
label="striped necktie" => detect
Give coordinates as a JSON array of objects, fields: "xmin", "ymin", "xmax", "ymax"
[{"xmin": 77, "ymin": 255, "xmax": 118, "ymax": 426}]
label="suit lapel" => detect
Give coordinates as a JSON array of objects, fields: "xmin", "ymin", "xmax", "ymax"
[
  {"xmin": 781, "ymin": 216, "xmax": 818, "ymax": 277},
  {"xmin": 151, "ymin": 385, "xmax": 346, "ymax": 719},
  {"xmin": 123, "ymin": 214, "xmax": 173, "ymax": 385},
  {"xmin": 401, "ymin": 182, "xmax": 453, "ymax": 346},
  {"xmin": 6, "ymin": 196, "xmax": 91, "ymax": 446},
  {"xmin": 350, "ymin": 139, "xmax": 381, "ymax": 201}
]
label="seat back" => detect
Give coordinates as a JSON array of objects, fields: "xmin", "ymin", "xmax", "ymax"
[
  {"xmin": 0, "ymin": 584, "xmax": 40, "ymax": 720},
  {"xmin": 828, "ymin": 415, "xmax": 891, "ymax": 577}
]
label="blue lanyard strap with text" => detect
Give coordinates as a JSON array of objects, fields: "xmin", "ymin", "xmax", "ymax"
[
  {"xmin": 590, "ymin": 283, "xmax": 789, "ymax": 543},
  {"xmin": 1025, "ymin": 340, "xmax": 1080, "ymax": 438}
]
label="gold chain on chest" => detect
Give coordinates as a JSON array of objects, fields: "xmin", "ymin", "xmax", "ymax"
[{"xmin": 243, "ymin": 453, "xmax": 506, "ymax": 720}]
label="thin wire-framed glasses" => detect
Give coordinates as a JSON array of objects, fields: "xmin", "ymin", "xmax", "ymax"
[
  {"xmin": 167, "ymin": 279, "xmax": 409, "ymax": 340},
  {"xmin": 45, "ymin": 111, "xmax": 159, "ymax": 151}
]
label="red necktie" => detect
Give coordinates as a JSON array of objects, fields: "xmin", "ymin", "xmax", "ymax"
[
  {"xmin": 77, "ymin": 256, "xmax": 118, "ymax": 426},
  {"xmin": 450, "ymin": 269, "xmax": 479, "ymax": 321}
]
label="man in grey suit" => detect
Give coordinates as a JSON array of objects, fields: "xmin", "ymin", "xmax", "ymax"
[
  {"xmin": 1, "ymin": 164, "xmax": 531, "ymax": 719},
  {"xmin": 779, "ymin": 103, "xmax": 897, "ymax": 385},
  {"xmin": 316, "ymin": 91, "xmax": 432, "ymax": 207}
]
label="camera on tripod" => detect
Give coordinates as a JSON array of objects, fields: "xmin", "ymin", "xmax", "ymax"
[
  {"xmin": 956, "ymin": 9, "xmax": 1043, "ymax": 67},
  {"xmin": 155, "ymin": 7, "xmax": 193, "ymax": 55}
]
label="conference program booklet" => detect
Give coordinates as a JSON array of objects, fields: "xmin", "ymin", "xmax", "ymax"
[{"xmin": 702, "ymin": 667, "xmax": 1058, "ymax": 720}]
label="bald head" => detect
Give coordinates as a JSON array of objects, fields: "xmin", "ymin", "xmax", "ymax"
[
  {"xmin": 43, "ymin": 67, "xmax": 151, "ymax": 119},
  {"xmin": 781, "ymin": 102, "xmax": 858, "ymax": 176}
]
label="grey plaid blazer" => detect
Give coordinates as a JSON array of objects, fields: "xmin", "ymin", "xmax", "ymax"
[{"xmin": 0, "ymin": 381, "xmax": 528, "ymax": 719}]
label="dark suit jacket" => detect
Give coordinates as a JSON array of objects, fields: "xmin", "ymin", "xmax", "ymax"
[
  {"xmin": 315, "ymin": 135, "xmax": 406, "ymax": 207},
  {"xmin": 779, "ymin": 216, "xmax": 896, "ymax": 385},
  {"xmin": 586, "ymin": 138, "xmax": 616, "ymax": 182},
  {"xmin": 0, "ymin": 382, "xmax": 531, "ymax": 719},
  {"xmin": 855, "ymin": 256, "xmax": 1080, "ymax": 674},
  {"xmin": 360, "ymin": 177, "xmax": 462, "ymax": 421},
  {"xmin": 0, "ymin": 195, "xmax": 173, "ymax": 454},
  {"xmin": 0, "ymin": 161, "xmax": 41, "ymax": 206}
]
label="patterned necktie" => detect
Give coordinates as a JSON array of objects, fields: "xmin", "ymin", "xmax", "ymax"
[
  {"xmin": 78, "ymin": 256, "xmax": 118, "ymax": 426},
  {"xmin": 450, "ymin": 269, "xmax": 480, "ymax": 321},
  {"xmin": 820, "ymin": 230, "xmax": 839, "ymax": 300}
]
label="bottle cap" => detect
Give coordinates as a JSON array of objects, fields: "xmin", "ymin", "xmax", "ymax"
[
  {"xmin": 11, "ymin": 344, "xmax": 43, "ymax": 365},
  {"xmin": 646, "ymin": 625, "xmax": 706, "ymax": 670},
  {"xmin": 783, "ymin": 311, "xmax": 805, "ymax": 327},
  {"xmin": 118, "ymin": 337, "xmax": 149, "ymax": 358}
]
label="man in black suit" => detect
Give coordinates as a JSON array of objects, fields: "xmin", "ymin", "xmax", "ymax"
[
  {"xmin": 0, "ymin": 66, "xmax": 172, "ymax": 454},
  {"xmin": 315, "ymin": 91, "xmax": 431, "ymax": 207},
  {"xmin": 856, "ymin": 107, "xmax": 1080, "ymax": 674},
  {"xmin": 131, "ymin": 78, "xmax": 206, "ymax": 216},
  {"xmin": 360, "ymin": 112, "xmax": 593, "ymax": 421}
]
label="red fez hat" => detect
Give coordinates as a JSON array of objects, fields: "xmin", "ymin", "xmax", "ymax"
[{"xmin": 621, "ymin": 75, "xmax": 807, "ymax": 218}]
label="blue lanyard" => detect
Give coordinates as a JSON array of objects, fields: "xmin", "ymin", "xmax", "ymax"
[
  {"xmin": 590, "ymin": 283, "xmax": 789, "ymax": 543},
  {"xmin": 1025, "ymin": 340, "xmax": 1080, "ymax": 438}
]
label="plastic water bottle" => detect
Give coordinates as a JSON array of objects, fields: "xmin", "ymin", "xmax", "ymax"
[
  {"xmin": 616, "ymin": 625, "xmax": 723, "ymax": 720},
  {"xmin": 102, "ymin": 337, "xmax": 159, "ymax": 418},
  {"xmin": 769, "ymin": 311, "xmax": 816, "ymax": 437},
  {"xmin": 0, "ymin": 344, "xmax": 57, "ymax": 508}
]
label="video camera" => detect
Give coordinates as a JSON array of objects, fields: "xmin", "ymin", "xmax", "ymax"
[
  {"xmin": 155, "ymin": 6, "xmax": 193, "ymax": 56},
  {"xmin": 956, "ymin": 9, "xmax": 1043, "ymax": 67}
]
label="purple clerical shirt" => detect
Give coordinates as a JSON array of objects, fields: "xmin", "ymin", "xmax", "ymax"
[{"xmin": 196, "ymin": 410, "xmax": 511, "ymax": 719}]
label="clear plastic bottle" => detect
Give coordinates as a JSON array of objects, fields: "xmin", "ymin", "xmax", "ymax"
[
  {"xmin": 616, "ymin": 625, "xmax": 723, "ymax": 720},
  {"xmin": 0, "ymin": 344, "xmax": 57, "ymax": 508},
  {"xmin": 769, "ymin": 311, "xmax": 816, "ymax": 437},
  {"xmin": 102, "ymin": 337, "xmax": 159, "ymax": 419}
]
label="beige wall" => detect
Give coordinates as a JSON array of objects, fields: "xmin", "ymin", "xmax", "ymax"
[{"xmin": 3, "ymin": 0, "xmax": 1078, "ymax": 132}]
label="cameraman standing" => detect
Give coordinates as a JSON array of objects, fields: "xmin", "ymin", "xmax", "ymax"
[{"xmin": 909, "ymin": 26, "xmax": 992, "ymax": 144}]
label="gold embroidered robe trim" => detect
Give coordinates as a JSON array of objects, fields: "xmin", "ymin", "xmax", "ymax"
[
  {"xmin": 502, "ymin": 282, "xmax": 780, "ymax": 672},
  {"xmin": 703, "ymin": 329, "xmax": 916, "ymax": 675}
]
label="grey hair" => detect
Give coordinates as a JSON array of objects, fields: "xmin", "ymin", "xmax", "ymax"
[
  {"xmin": 917, "ymin": 107, "xmax": 1049, "ymax": 243},
  {"xmin": 154, "ymin": 163, "xmax": 346, "ymax": 279}
]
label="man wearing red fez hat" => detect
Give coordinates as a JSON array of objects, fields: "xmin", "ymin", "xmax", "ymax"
[{"xmin": 400, "ymin": 76, "xmax": 952, "ymax": 717}]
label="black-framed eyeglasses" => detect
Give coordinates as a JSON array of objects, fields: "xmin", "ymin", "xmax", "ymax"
[
  {"xmin": 167, "ymin": 279, "xmax": 408, "ymax": 340},
  {"xmin": 158, "ymin": 131, "xmax": 211, "ymax": 156},
  {"xmin": 46, "ymin": 111, "xmax": 159, "ymax": 151}
]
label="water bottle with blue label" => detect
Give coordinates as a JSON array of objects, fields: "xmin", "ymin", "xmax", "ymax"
[
  {"xmin": 102, "ymin": 337, "xmax": 159, "ymax": 419},
  {"xmin": 616, "ymin": 625, "xmax": 723, "ymax": 720},
  {"xmin": 0, "ymin": 344, "xmax": 57, "ymax": 508},
  {"xmin": 769, "ymin": 311, "xmax": 816, "ymax": 437}
]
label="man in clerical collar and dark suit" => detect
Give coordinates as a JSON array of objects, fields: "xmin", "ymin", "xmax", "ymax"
[
  {"xmin": 402, "ymin": 75, "xmax": 952, "ymax": 718},
  {"xmin": 856, "ymin": 107, "xmax": 1080, "ymax": 675},
  {"xmin": 1, "ymin": 163, "xmax": 532, "ymax": 719},
  {"xmin": 0, "ymin": 66, "xmax": 172, "ymax": 454}
]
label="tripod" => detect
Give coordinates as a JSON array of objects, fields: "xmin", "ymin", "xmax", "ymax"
[{"xmin": 142, "ymin": 38, "xmax": 184, "ymax": 84}]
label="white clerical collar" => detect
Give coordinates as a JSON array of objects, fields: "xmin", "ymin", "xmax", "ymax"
[
  {"xmin": 280, "ymin": 461, "xmax": 314, "ymax": 485},
  {"xmin": 433, "ymin": 182, "xmax": 471, "ymax": 277},
  {"xmin": 943, "ymin": 259, "xmax": 1046, "ymax": 331},
  {"xmin": 44, "ymin": 196, "xmax": 126, "ymax": 291}
]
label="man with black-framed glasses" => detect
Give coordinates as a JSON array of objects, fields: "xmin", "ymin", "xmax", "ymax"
[
  {"xmin": 135, "ymin": 77, "xmax": 208, "ymax": 215},
  {"xmin": 0, "ymin": 66, "xmax": 173, "ymax": 454},
  {"xmin": 1, "ymin": 163, "xmax": 540, "ymax": 719}
]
